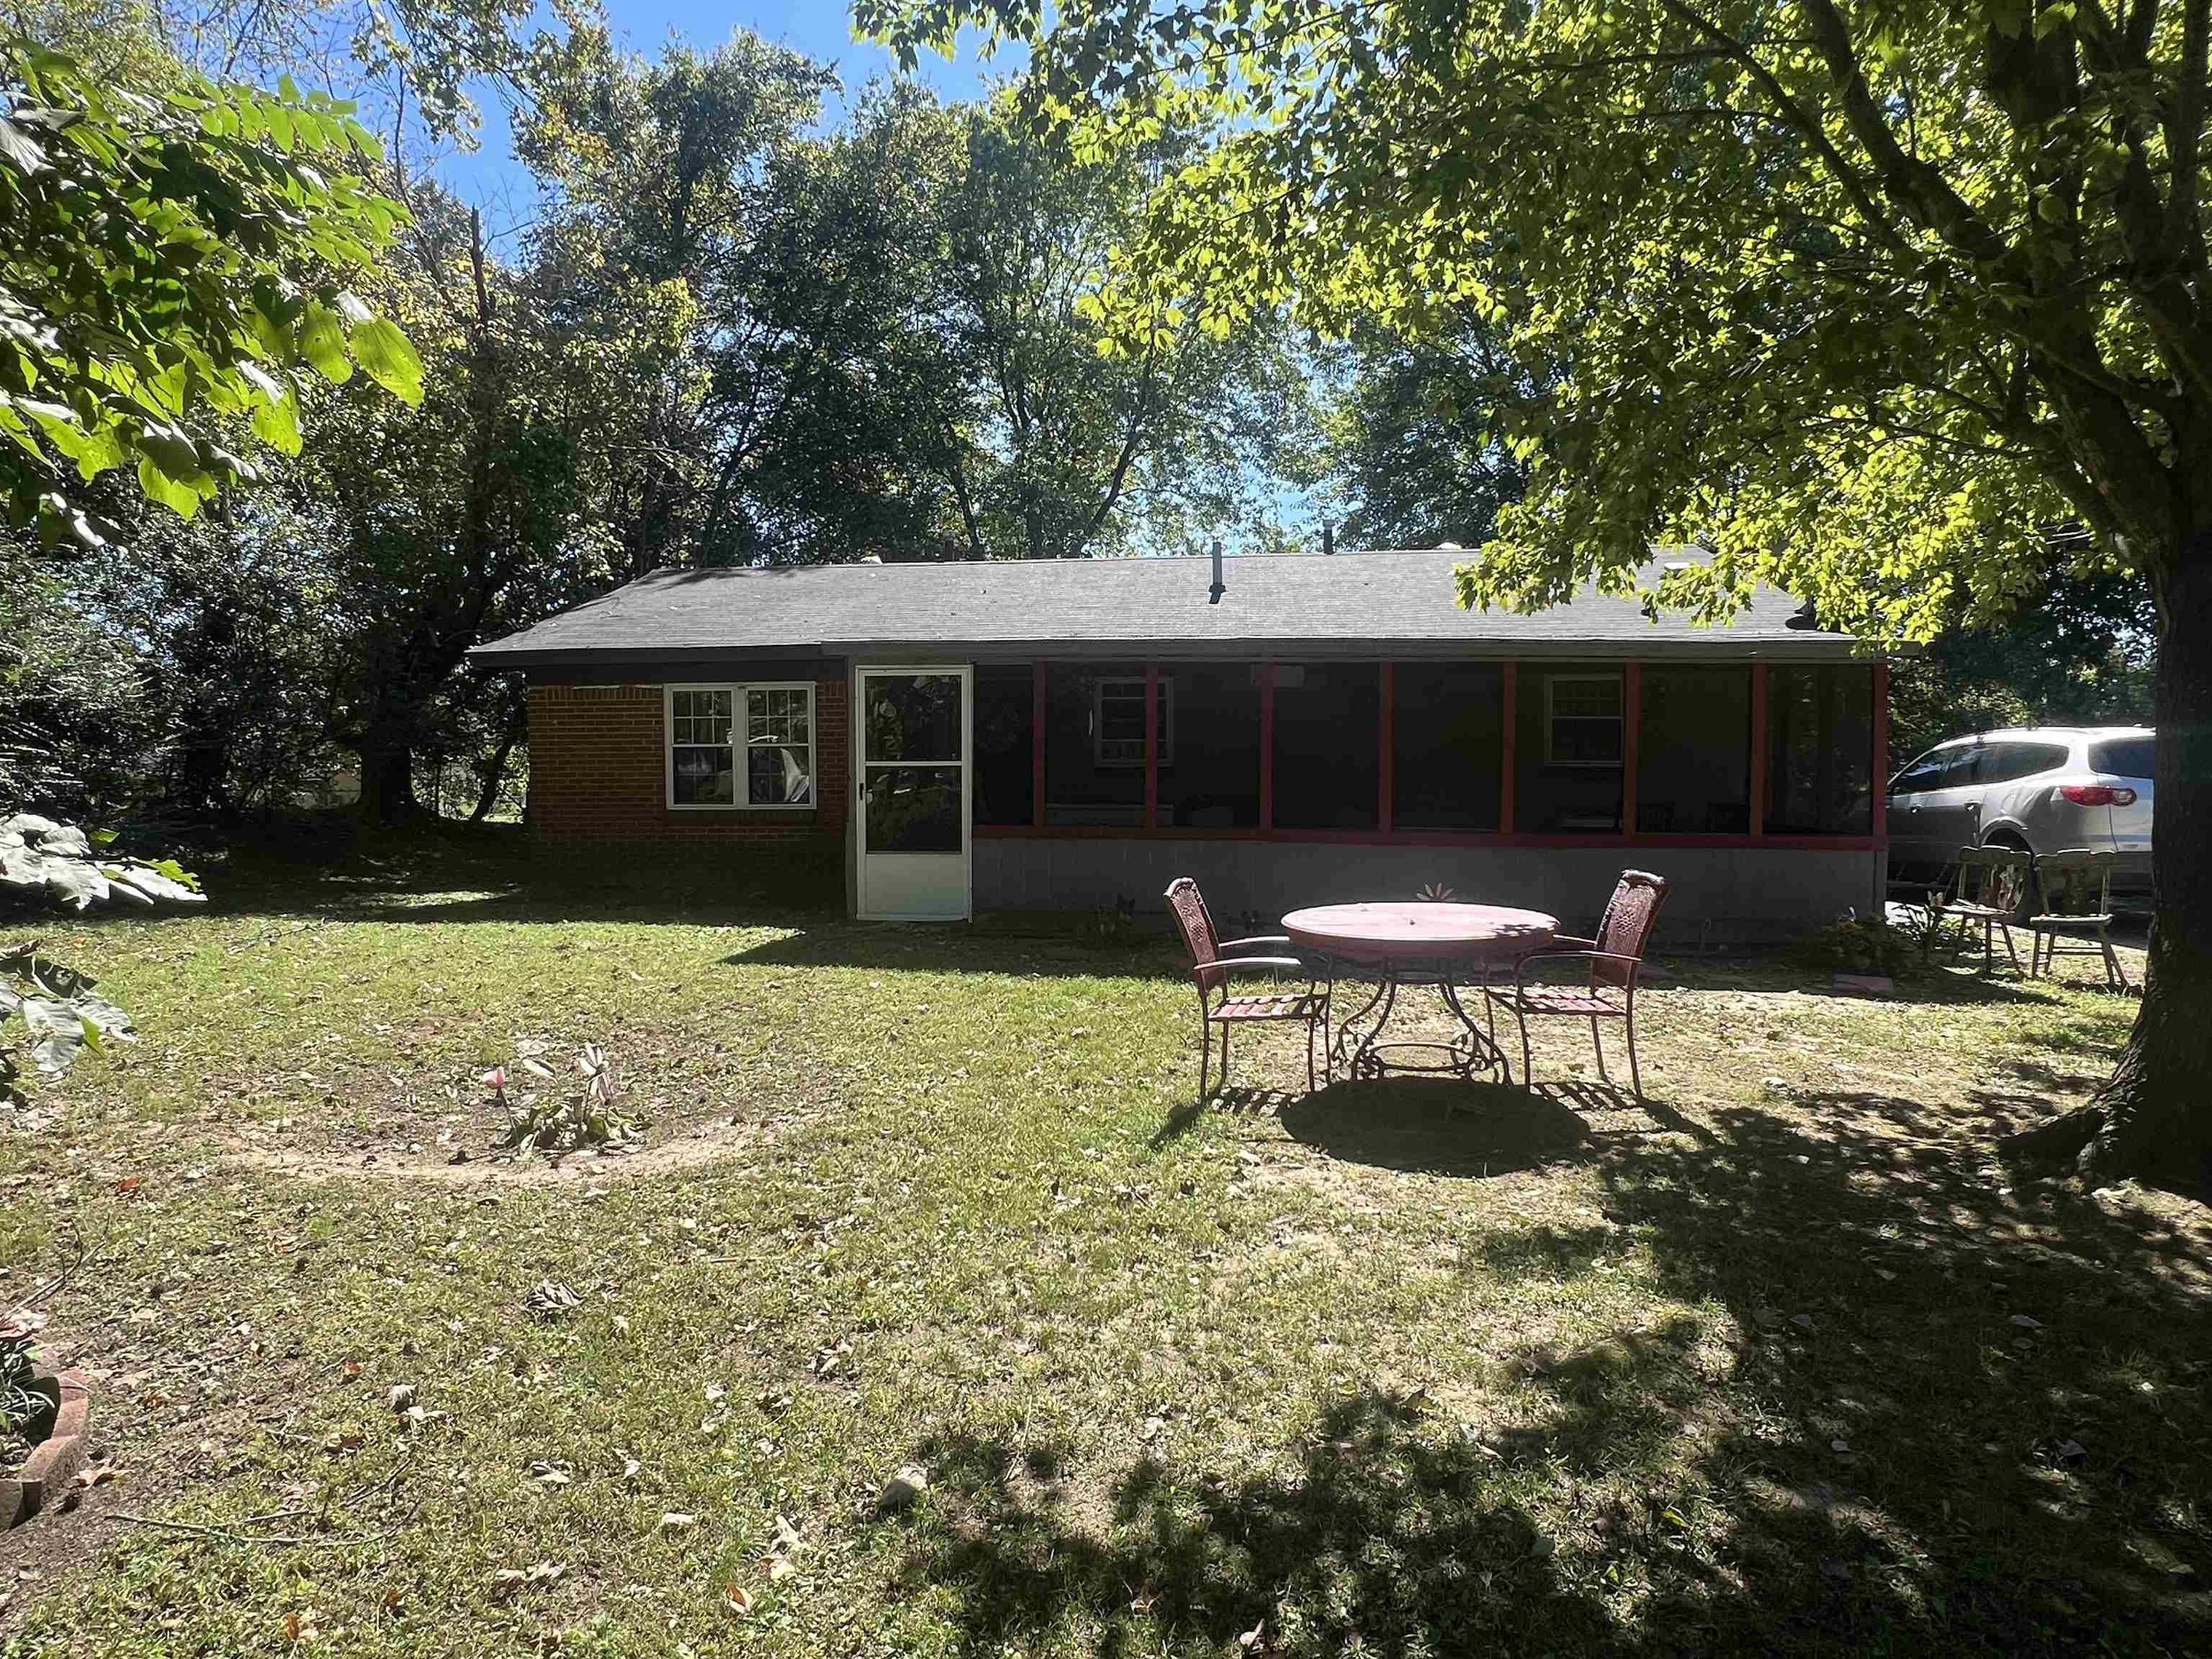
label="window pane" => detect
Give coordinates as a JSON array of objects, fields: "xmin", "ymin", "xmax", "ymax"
[
  {"xmin": 866, "ymin": 674, "xmax": 963, "ymax": 763},
  {"xmin": 1093, "ymin": 678, "xmax": 1151, "ymax": 766},
  {"xmin": 975, "ymin": 665, "xmax": 1036, "ymax": 827},
  {"xmin": 673, "ymin": 746, "xmax": 734, "ymax": 805},
  {"xmin": 2090, "ymin": 736, "xmax": 2152, "ymax": 778},
  {"xmin": 1518, "ymin": 664, "xmax": 1624, "ymax": 832},
  {"xmin": 1274, "ymin": 663, "xmax": 1379, "ymax": 830},
  {"xmin": 1044, "ymin": 662, "xmax": 1146, "ymax": 824},
  {"xmin": 866, "ymin": 765, "xmax": 962, "ymax": 852},
  {"xmin": 672, "ymin": 688, "xmax": 732, "ymax": 750},
  {"xmin": 1637, "ymin": 667, "xmax": 1750, "ymax": 834},
  {"xmin": 1892, "ymin": 750, "xmax": 1948, "ymax": 793},
  {"xmin": 1766, "ymin": 665, "xmax": 1874, "ymax": 834},
  {"xmin": 745, "ymin": 688, "xmax": 812, "ymax": 804},
  {"xmin": 1940, "ymin": 745, "xmax": 1981, "ymax": 788},
  {"xmin": 1393, "ymin": 662, "xmax": 1502, "ymax": 830},
  {"xmin": 1161, "ymin": 663, "xmax": 1260, "ymax": 829}
]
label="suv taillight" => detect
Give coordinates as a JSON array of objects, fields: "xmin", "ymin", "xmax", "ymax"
[{"xmin": 2060, "ymin": 783, "xmax": 2138, "ymax": 806}]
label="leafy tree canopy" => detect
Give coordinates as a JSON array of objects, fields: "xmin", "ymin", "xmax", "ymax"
[
  {"xmin": 1, "ymin": 39, "xmax": 422, "ymax": 550},
  {"xmin": 860, "ymin": 0, "xmax": 2204, "ymax": 635}
]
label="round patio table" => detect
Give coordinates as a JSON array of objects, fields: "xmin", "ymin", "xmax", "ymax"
[{"xmin": 1282, "ymin": 902, "xmax": 1559, "ymax": 1084}]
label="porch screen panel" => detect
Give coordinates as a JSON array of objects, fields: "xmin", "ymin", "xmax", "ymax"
[
  {"xmin": 1765, "ymin": 665, "xmax": 1874, "ymax": 835},
  {"xmin": 1159, "ymin": 663, "xmax": 1262, "ymax": 829},
  {"xmin": 1516, "ymin": 663, "xmax": 1626, "ymax": 832},
  {"xmin": 1392, "ymin": 662, "xmax": 1503, "ymax": 830},
  {"xmin": 1043, "ymin": 662, "xmax": 1148, "ymax": 826},
  {"xmin": 974, "ymin": 664, "xmax": 1035, "ymax": 827},
  {"xmin": 1273, "ymin": 663, "xmax": 1380, "ymax": 830},
  {"xmin": 1636, "ymin": 667, "xmax": 1751, "ymax": 834}
]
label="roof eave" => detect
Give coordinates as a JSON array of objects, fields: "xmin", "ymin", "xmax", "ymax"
[{"xmin": 468, "ymin": 634, "xmax": 1898, "ymax": 671}]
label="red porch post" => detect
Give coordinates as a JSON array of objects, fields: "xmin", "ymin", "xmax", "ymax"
[
  {"xmin": 1259, "ymin": 660, "xmax": 1274, "ymax": 832},
  {"xmin": 1031, "ymin": 659, "xmax": 1046, "ymax": 831},
  {"xmin": 1871, "ymin": 659, "xmax": 1889, "ymax": 845},
  {"xmin": 1143, "ymin": 664, "xmax": 1159, "ymax": 830},
  {"xmin": 1621, "ymin": 661, "xmax": 1642, "ymax": 839},
  {"xmin": 1748, "ymin": 662, "xmax": 1768, "ymax": 840},
  {"xmin": 1498, "ymin": 662, "xmax": 1516, "ymax": 835},
  {"xmin": 1377, "ymin": 661, "xmax": 1394, "ymax": 832}
]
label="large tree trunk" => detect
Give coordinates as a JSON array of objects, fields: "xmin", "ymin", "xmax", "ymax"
[
  {"xmin": 355, "ymin": 746, "xmax": 416, "ymax": 827},
  {"xmin": 2005, "ymin": 541, "xmax": 2212, "ymax": 1197}
]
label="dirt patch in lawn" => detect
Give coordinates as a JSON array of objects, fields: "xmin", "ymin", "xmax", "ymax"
[{"xmin": 215, "ymin": 1107, "xmax": 806, "ymax": 1188}]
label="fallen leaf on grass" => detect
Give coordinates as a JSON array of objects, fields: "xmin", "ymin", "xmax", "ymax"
[
  {"xmin": 529, "ymin": 1460, "xmax": 574, "ymax": 1488},
  {"xmin": 724, "ymin": 1583, "xmax": 755, "ymax": 1617},
  {"xmin": 658, "ymin": 1511, "xmax": 696, "ymax": 1533}
]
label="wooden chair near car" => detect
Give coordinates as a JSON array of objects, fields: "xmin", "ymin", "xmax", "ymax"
[
  {"xmin": 1164, "ymin": 877, "xmax": 1327, "ymax": 1101},
  {"xmin": 1927, "ymin": 845, "xmax": 2032, "ymax": 976},
  {"xmin": 2028, "ymin": 849, "xmax": 2131, "ymax": 992}
]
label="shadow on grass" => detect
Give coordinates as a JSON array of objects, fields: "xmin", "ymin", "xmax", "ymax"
[
  {"xmin": 884, "ymin": 1390, "xmax": 1608, "ymax": 1658},
  {"xmin": 723, "ymin": 924, "xmax": 1183, "ymax": 981},
  {"xmin": 889, "ymin": 1091, "xmax": 2212, "ymax": 1657},
  {"xmin": 1277, "ymin": 1079, "xmax": 1593, "ymax": 1178}
]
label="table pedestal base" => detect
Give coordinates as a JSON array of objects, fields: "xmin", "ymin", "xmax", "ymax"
[{"xmin": 1323, "ymin": 961, "xmax": 1511, "ymax": 1085}]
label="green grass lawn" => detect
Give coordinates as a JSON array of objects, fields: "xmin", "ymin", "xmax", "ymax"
[{"xmin": 1, "ymin": 833, "xmax": 2206, "ymax": 1657}]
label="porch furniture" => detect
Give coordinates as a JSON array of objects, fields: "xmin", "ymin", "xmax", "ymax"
[
  {"xmin": 2028, "ymin": 849, "xmax": 2131, "ymax": 991},
  {"xmin": 1165, "ymin": 878, "xmax": 1328, "ymax": 1100},
  {"xmin": 1282, "ymin": 902, "xmax": 1558, "ymax": 1084},
  {"xmin": 1482, "ymin": 870, "xmax": 1670, "ymax": 1098},
  {"xmin": 1926, "ymin": 845, "xmax": 2031, "ymax": 975}
]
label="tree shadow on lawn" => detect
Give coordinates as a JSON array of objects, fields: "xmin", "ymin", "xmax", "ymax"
[
  {"xmin": 885, "ymin": 1093, "xmax": 2212, "ymax": 1656},
  {"xmin": 1276, "ymin": 1078, "xmax": 1598, "ymax": 1178}
]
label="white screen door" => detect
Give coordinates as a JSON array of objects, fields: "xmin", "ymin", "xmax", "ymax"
[{"xmin": 856, "ymin": 665, "xmax": 971, "ymax": 921}]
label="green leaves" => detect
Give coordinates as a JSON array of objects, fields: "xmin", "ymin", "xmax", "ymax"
[
  {"xmin": 298, "ymin": 302, "xmax": 356, "ymax": 385},
  {"xmin": 1, "ymin": 42, "xmax": 425, "ymax": 541},
  {"xmin": 349, "ymin": 315, "xmax": 426, "ymax": 405}
]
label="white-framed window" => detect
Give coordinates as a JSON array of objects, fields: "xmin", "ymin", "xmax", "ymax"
[
  {"xmin": 666, "ymin": 683, "xmax": 815, "ymax": 809},
  {"xmin": 1544, "ymin": 673, "xmax": 1624, "ymax": 767},
  {"xmin": 1093, "ymin": 676, "xmax": 1173, "ymax": 768}
]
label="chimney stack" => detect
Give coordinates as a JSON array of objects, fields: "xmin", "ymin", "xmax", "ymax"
[{"xmin": 1208, "ymin": 539, "xmax": 1225, "ymax": 605}]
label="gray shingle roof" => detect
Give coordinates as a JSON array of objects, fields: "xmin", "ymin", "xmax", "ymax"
[{"xmin": 469, "ymin": 549, "xmax": 1866, "ymax": 668}]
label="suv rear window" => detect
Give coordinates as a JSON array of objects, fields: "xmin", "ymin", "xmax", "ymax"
[{"xmin": 2090, "ymin": 737, "xmax": 2154, "ymax": 778}]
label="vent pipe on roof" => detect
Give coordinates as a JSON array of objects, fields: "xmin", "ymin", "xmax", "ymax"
[
  {"xmin": 1208, "ymin": 539, "xmax": 1225, "ymax": 605},
  {"xmin": 1322, "ymin": 521, "xmax": 1334, "ymax": 555}
]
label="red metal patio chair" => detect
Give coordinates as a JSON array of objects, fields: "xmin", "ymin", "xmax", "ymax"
[
  {"xmin": 1483, "ymin": 870, "xmax": 1670, "ymax": 1098},
  {"xmin": 1164, "ymin": 877, "xmax": 1326, "ymax": 1101}
]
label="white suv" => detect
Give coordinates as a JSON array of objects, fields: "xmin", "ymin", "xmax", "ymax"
[{"xmin": 1887, "ymin": 727, "xmax": 2154, "ymax": 902}]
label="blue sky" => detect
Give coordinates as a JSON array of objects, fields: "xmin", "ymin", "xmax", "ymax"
[{"xmin": 441, "ymin": 1, "xmax": 1014, "ymax": 229}]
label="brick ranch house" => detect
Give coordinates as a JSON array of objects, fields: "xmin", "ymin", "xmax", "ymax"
[{"xmin": 469, "ymin": 549, "xmax": 1893, "ymax": 935}]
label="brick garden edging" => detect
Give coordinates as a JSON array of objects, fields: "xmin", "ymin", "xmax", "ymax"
[{"xmin": 1, "ymin": 1365, "xmax": 91, "ymax": 1529}]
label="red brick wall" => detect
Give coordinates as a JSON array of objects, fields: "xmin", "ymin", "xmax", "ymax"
[{"xmin": 525, "ymin": 680, "xmax": 849, "ymax": 876}]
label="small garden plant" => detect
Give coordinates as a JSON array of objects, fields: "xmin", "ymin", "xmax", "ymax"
[{"xmin": 483, "ymin": 1038, "xmax": 642, "ymax": 1153}]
